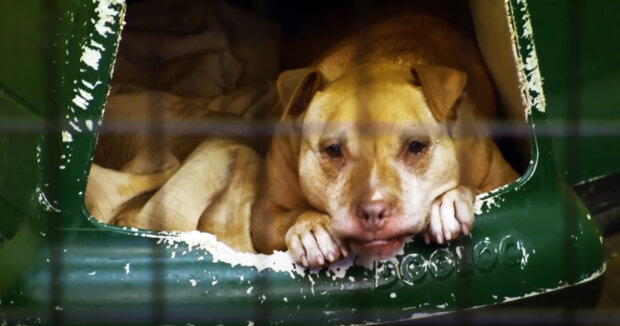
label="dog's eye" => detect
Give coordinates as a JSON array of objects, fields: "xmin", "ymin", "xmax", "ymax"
[
  {"xmin": 407, "ymin": 140, "xmax": 427, "ymax": 154},
  {"xmin": 324, "ymin": 144, "xmax": 342, "ymax": 158}
]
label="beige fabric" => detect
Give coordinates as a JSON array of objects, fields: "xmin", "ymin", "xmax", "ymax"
[{"xmin": 86, "ymin": 0, "xmax": 282, "ymax": 253}]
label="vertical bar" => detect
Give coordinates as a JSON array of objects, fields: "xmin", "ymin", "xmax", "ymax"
[
  {"xmin": 563, "ymin": 0, "xmax": 583, "ymax": 324},
  {"xmin": 149, "ymin": 74, "xmax": 167, "ymax": 325},
  {"xmin": 251, "ymin": 1, "xmax": 271, "ymax": 324},
  {"xmin": 151, "ymin": 239, "xmax": 165, "ymax": 324},
  {"xmin": 566, "ymin": 0, "xmax": 582, "ymax": 282},
  {"xmin": 136, "ymin": 11, "xmax": 169, "ymax": 320},
  {"xmin": 46, "ymin": 0, "xmax": 63, "ymax": 324},
  {"xmin": 352, "ymin": 0, "xmax": 372, "ymax": 322}
]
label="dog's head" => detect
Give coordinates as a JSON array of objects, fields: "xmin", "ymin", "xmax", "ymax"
[{"xmin": 276, "ymin": 63, "xmax": 467, "ymax": 260}]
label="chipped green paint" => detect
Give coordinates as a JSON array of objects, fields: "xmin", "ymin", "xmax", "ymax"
[{"xmin": 0, "ymin": 0, "xmax": 606, "ymax": 325}]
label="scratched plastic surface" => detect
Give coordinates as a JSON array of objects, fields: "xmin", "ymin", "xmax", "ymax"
[{"xmin": 0, "ymin": 0, "xmax": 606, "ymax": 325}]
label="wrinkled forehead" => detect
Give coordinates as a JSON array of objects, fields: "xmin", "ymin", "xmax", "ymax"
[{"xmin": 302, "ymin": 73, "xmax": 440, "ymax": 140}]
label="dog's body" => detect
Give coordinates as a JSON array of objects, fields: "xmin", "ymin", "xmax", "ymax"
[{"xmin": 251, "ymin": 13, "xmax": 518, "ymax": 267}]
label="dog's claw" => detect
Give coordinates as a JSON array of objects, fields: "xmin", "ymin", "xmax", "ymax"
[{"xmin": 461, "ymin": 223, "xmax": 470, "ymax": 235}]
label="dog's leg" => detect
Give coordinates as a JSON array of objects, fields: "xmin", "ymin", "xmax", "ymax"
[
  {"xmin": 424, "ymin": 185, "xmax": 475, "ymax": 244},
  {"xmin": 285, "ymin": 211, "xmax": 348, "ymax": 268}
]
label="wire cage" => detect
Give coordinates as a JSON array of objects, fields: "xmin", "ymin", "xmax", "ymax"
[{"xmin": 1, "ymin": 0, "xmax": 619, "ymax": 325}]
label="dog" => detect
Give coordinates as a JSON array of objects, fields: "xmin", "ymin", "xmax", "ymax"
[{"xmin": 251, "ymin": 12, "xmax": 519, "ymax": 267}]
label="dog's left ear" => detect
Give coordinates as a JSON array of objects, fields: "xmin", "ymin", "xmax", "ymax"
[
  {"xmin": 411, "ymin": 64, "xmax": 467, "ymax": 121},
  {"xmin": 276, "ymin": 68, "xmax": 323, "ymax": 118}
]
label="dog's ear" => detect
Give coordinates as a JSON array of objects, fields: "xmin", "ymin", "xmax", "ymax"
[
  {"xmin": 276, "ymin": 68, "xmax": 323, "ymax": 118},
  {"xmin": 411, "ymin": 64, "xmax": 467, "ymax": 121}
]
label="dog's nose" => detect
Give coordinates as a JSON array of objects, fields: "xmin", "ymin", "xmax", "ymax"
[{"xmin": 355, "ymin": 201, "xmax": 391, "ymax": 230}]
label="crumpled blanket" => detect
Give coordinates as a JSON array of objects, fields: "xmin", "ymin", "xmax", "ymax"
[{"xmin": 85, "ymin": 0, "xmax": 282, "ymax": 253}]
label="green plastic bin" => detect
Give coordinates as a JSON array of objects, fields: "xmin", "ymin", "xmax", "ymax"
[{"xmin": 0, "ymin": 0, "xmax": 612, "ymax": 325}]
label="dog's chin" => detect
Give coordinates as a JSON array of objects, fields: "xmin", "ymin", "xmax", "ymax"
[{"xmin": 348, "ymin": 235, "xmax": 408, "ymax": 261}]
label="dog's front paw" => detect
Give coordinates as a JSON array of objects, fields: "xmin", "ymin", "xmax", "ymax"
[
  {"xmin": 424, "ymin": 185, "xmax": 474, "ymax": 244},
  {"xmin": 286, "ymin": 212, "xmax": 348, "ymax": 267}
]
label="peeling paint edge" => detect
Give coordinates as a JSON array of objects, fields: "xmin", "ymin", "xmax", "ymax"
[
  {"xmin": 573, "ymin": 173, "xmax": 613, "ymax": 186},
  {"xmin": 143, "ymin": 230, "xmax": 356, "ymax": 279},
  {"xmin": 73, "ymin": 0, "xmax": 124, "ymax": 115},
  {"xmin": 62, "ymin": 0, "xmax": 125, "ymax": 179},
  {"xmin": 388, "ymin": 263, "xmax": 606, "ymax": 325},
  {"xmin": 499, "ymin": 263, "xmax": 606, "ymax": 304},
  {"xmin": 505, "ymin": 0, "xmax": 547, "ymax": 119},
  {"xmin": 36, "ymin": 187, "xmax": 61, "ymax": 213}
]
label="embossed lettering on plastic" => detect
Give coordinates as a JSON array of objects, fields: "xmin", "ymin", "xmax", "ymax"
[
  {"xmin": 473, "ymin": 239, "xmax": 497, "ymax": 270},
  {"xmin": 373, "ymin": 234, "xmax": 527, "ymax": 288},
  {"xmin": 400, "ymin": 253, "xmax": 427, "ymax": 285},
  {"xmin": 429, "ymin": 249, "xmax": 455, "ymax": 279},
  {"xmin": 374, "ymin": 259, "xmax": 399, "ymax": 289}
]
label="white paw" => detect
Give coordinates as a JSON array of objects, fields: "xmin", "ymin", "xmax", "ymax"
[
  {"xmin": 286, "ymin": 212, "xmax": 348, "ymax": 267},
  {"xmin": 424, "ymin": 185, "xmax": 475, "ymax": 244}
]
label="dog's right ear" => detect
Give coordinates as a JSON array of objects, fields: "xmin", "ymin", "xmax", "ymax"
[
  {"xmin": 276, "ymin": 68, "xmax": 323, "ymax": 118},
  {"xmin": 411, "ymin": 64, "xmax": 467, "ymax": 122}
]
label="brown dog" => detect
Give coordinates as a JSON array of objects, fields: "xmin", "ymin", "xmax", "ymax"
[{"xmin": 251, "ymin": 13, "xmax": 518, "ymax": 267}]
